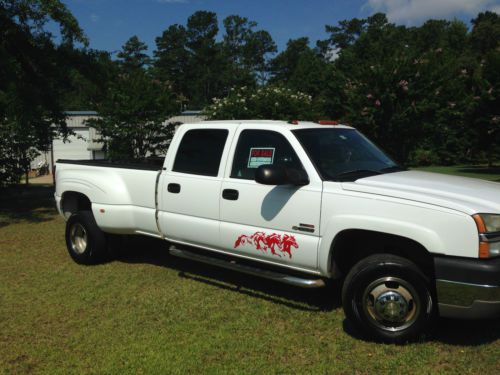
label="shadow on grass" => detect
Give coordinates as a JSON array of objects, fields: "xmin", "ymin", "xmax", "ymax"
[
  {"xmin": 112, "ymin": 235, "xmax": 341, "ymax": 313},
  {"xmin": 458, "ymin": 166, "xmax": 500, "ymax": 182},
  {"xmin": 112, "ymin": 235, "xmax": 500, "ymax": 346},
  {"xmin": 0, "ymin": 185, "xmax": 56, "ymax": 228},
  {"xmin": 341, "ymin": 316, "xmax": 500, "ymax": 346},
  {"xmin": 432, "ymin": 317, "xmax": 500, "ymax": 345}
]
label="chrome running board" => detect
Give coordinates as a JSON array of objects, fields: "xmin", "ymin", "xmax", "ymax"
[{"xmin": 169, "ymin": 246, "xmax": 325, "ymax": 288}]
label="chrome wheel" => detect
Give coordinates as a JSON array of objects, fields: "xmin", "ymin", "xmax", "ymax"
[
  {"xmin": 362, "ymin": 277, "xmax": 420, "ymax": 332},
  {"xmin": 70, "ymin": 222, "xmax": 88, "ymax": 254}
]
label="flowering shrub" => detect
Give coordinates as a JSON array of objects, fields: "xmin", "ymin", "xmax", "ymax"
[{"xmin": 204, "ymin": 86, "xmax": 315, "ymax": 121}]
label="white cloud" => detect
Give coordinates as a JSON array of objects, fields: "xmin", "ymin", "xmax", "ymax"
[
  {"xmin": 90, "ymin": 13, "xmax": 99, "ymax": 23},
  {"xmin": 490, "ymin": 4, "xmax": 500, "ymax": 13},
  {"xmin": 365, "ymin": 0, "xmax": 500, "ymax": 24}
]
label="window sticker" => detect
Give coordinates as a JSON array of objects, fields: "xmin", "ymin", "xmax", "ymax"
[{"xmin": 247, "ymin": 147, "xmax": 275, "ymax": 168}]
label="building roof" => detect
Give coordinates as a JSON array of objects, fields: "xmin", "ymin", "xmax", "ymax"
[
  {"xmin": 64, "ymin": 110, "xmax": 201, "ymax": 117},
  {"xmin": 64, "ymin": 111, "xmax": 98, "ymax": 116},
  {"xmin": 181, "ymin": 110, "xmax": 203, "ymax": 116}
]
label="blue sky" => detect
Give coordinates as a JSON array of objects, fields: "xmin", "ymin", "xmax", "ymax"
[{"xmin": 64, "ymin": 0, "xmax": 500, "ymax": 54}]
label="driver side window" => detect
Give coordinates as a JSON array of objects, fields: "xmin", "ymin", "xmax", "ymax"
[{"xmin": 230, "ymin": 130, "xmax": 305, "ymax": 180}]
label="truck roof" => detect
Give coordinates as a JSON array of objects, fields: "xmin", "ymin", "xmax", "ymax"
[{"xmin": 181, "ymin": 120, "xmax": 354, "ymax": 130}]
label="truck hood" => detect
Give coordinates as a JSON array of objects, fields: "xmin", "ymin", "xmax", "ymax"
[{"xmin": 341, "ymin": 171, "xmax": 500, "ymax": 215}]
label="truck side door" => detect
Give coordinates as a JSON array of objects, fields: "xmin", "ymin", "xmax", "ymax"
[
  {"xmin": 157, "ymin": 126, "xmax": 233, "ymax": 249},
  {"xmin": 219, "ymin": 127, "xmax": 322, "ymax": 272}
]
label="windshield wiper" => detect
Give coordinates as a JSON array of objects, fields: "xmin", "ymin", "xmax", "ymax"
[
  {"xmin": 334, "ymin": 169, "xmax": 382, "ymax": 181},
  {"xmin": 380, "ymin": 165, "xmax": 407, "ymax": 173}
]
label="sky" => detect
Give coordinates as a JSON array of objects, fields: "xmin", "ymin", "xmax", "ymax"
[{"xmin": 63, "ymin": 0, "xmax": 500, "ymax": 55}]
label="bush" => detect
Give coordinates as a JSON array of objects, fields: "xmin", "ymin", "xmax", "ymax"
[
  {"xmin": 408, "ymin": 148, "xmax": 439, "ymax": 166},
  {"xmin": 204, "ymin": 86, "xmax": 316, "ymax": 121},
  {"xmin": 0, "ymin": 124, "xmax": 40, "ymax": 186}
]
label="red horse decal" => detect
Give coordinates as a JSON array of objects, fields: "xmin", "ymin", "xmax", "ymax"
[
  {"xmin": 280, "ymin": 235, "xmax": 299, "ymax": 258},
  {"xmin": 234, "ymin": 232, "xmax": 299, "ymax": 258}
]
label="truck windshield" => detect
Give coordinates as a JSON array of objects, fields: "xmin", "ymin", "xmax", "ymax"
[{"xmin": 292, "ymin": 128, "xmax": 403, "ymax": 181}]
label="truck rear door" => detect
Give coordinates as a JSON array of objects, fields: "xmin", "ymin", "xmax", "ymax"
[
  {"xmin": 157, "ymin": 125, "xmax": 235, "ymax": 249},
  {"xmin": 219, "ymin": 126, "xmax": 322, "ymax": 272}
]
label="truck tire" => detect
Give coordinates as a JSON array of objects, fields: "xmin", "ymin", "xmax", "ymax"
[
  {"xmin": 342, "ymin": 254, "xmax": 434, "ymax": 343},
  {"xmin": 65, "ymin": 211, "xmax": 108, "ymax": 265}
]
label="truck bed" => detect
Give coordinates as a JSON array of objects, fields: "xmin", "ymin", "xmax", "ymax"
[{"xmin": 55, "ymin": 159, "xmax": 162, "ymax": 236}]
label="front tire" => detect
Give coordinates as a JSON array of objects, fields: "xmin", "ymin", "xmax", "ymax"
[
  {"xmin": 342, "ymin": 254, "xmax": 434, "ymax": 343},
  {"xmin": 65, "ymin": 211, "xmax": 108, "ymax": 265}
]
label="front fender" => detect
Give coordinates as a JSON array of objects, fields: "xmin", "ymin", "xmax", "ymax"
[{"xmin": 318, "ymin": 209, "xmax": 478, "ymax": 276}]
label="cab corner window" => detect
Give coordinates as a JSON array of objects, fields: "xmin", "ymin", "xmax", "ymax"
[
  {"xmin": 173, "ymin": 129, "xmax": 228, "ymax": 177},
  {"xmin": 230, "ymin": 130, "xmax": 304, "ymax": 180}
]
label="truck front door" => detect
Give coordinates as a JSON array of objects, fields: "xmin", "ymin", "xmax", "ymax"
[{"xmin": 219, "ymin": 127, "xmax": 322, "ymax": 272}]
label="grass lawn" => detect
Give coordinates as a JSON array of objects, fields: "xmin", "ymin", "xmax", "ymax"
[
  {"xmin": 414, "ymin": 164, "xmax": 500, "ymax": 182},
  {"xmin": 1, "ymin": 178, "xmax": 500, "ymax": 374}
]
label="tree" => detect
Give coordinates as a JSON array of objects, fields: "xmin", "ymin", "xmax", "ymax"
[
  {"xmin": 118, "ymin": 35, "xmax": 151, "ymax": 71},
  {"xmin": 316, "ymin": 14, "xmax": 481, "ymax": 164},
  {"xmin": 317, "ymin": 17, "xmax": 367, "ymax": 55},
  {"xmin": 270, "ymin": 38, "xmax": 311, "ymax": 84},
  {"xmin": 154, "ymin": 24, "xmax": 190, "ymax": 101},
  {"xmin": 244, "ymin": 30, "xmax": 277, "ymax": 83},
  {"xmin": 87, "ymin": 38, "xmax": 177, "ymax": 159},
  {"xmin": 222, "ymin": 15, "xmax": 276, "ymax": 84},
  {"xmin": 61, "ymin": 49, "xmax": 116, "ymax": 110},
  {"xmin": 221, "ymin": 15, "xmax": 259, "ymax": 88},
  {"xmin": 223, "ymin": 15, "xmax": 257, "ymax": 64},
  {"xmin": 470, "ymin": 11, "xmax": 500, "ymax": 54},
  {"xmin": 0, "ymin": 119, "xmax": 43, "ymax": 186},
  {"xmin": 467, "ymin": 12, "xmax": 500, "ymax": 166},
  {"xmin": 153, "ymin": 11, "xmax": 277, "ymax": 108},
  {"xmin": 185, "ymin": 11, "xmax": 224, "ymax": 107},
  {"xmin": 269, "ymin": 37, "xmax": 329, "ymax": 115},
  {"xmin": 0, "ymin": 0, "xmax": 87, "ymax": 185}
]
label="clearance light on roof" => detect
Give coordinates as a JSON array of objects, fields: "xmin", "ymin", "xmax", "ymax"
[
  {"xmin": 318, "ymin": 120, "xmax": 338, "ymax": 125},
  {"xmin": 289, "ymin": 120, "xmax": 299, "ymax": 125}
]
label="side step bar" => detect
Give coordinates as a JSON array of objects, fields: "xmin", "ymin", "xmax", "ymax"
[{"xmin": 169, "ymin": 246, "xmax": 325, "ymax": 288}]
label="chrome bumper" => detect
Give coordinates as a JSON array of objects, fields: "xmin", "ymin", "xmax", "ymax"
[
  {"xmin": 434, "ymin": 256, "xmax": 500, "ymax": 319},
  {"xmin": 437, "ymin": 280, "xmax": 500, "ymax": 319}
]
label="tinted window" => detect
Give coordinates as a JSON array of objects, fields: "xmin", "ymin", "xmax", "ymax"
[
  {"xmin": 231, "ymin": 130, "xmax": 304, "ymax": 180},
  {"xmin": 173, "ymin": 129, "xmax": 228, "ymax": 176},
  {"xmin": 293, "ymin": 128, "xmax": 399, "ymax": 181}
]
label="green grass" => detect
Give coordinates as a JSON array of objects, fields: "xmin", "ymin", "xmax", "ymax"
[
  {"xmin": 414, "ymin": 164, "xmax": 500, "ymax": 182},
  {"xmin": 1, "ymin": 180, "xmax": 500, "ymax": 374}
]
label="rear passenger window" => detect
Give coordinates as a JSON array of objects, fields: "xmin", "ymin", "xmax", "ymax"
[
  {"xmin": 173, "ymin": 129, "xmax": 228, "ymax": 176},
  {"xmin": 231, "ymin": 130, "xmax": 304, "ymax": 180}
]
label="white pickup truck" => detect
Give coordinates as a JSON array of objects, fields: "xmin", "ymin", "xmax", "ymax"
[{"xmin": 55, "ymin": 120, "xmax": 500, "ymax": 342}]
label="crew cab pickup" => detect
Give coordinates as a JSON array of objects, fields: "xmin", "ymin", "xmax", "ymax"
[{"xmin": 55, "ymin": 121, "xmax": 500, "ymax": 342}]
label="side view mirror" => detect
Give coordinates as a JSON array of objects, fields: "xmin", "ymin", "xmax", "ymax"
[{"xmin": 255, "ymin": 165, "xmax": 309, "ymax": 186}]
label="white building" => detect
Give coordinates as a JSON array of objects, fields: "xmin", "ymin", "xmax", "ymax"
[
  {"xmin": 166, "ymin": 110, "xmax": 205, "ymax": 124},
  {"xmin": 31, "ymin": 110, "xmax": 205, "ymax": 174}
]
